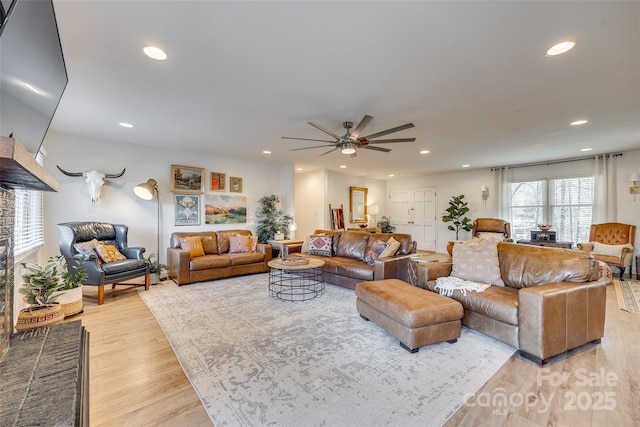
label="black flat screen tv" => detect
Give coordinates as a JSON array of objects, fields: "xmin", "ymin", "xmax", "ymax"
[{"xmin": 0, "ymin": 0, "xmax": 67, "ymax": 157}]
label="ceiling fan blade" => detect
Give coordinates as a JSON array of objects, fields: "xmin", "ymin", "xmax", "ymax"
[
  {"xmin": 362, "ymin": 123, "xmax": 415, "ymax": 140},
  {"xmin": 319, "ymin": 147, "xmax": 339, "ymax": 157},
  {"xmin": 350, "ymin": 115, "xmax": 374, "ymax": 139},
  {"xmin": 307, "ymin": 121, "xmax": 341, "ymax": 140},
  {"xmin": 367, "ymin": 138, "xmax": 417, "ymax": 144},
  {"xmin": 282, "ymin": 136, "xmax": 335, "ymax": 143},
  {"xmin": 362, "ymin": 145, "xmax": 391, "ymax": 153},
  {"xmin": 289, "ymin": 144, "xmax": 336, "ymax": 152}
]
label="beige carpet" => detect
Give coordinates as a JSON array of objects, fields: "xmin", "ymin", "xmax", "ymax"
[
  {"xmin": 139, "ymin": 274, "xmax": 514, "ymax": 426},
  {"xmin": 614, "ymin": 279, "xmax": 640, "ymax": 313}
]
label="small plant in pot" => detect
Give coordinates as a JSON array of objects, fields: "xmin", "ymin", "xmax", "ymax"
[
  {"xmin": 377, "ymin": 216, "xmax": 396, "ymax": 233},
  {"xmin": 17, "ymin": 256, "xmax": 87, "ymax": 328},
  {"xmin": 146, "ymin": 254, "xmax": 168, "ymax": 285}
]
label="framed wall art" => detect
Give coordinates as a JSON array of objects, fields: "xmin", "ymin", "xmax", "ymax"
[
  {"xmin": 174, "ymin": 195, "xmax": 200, "ymax": 226},
  {"xmin": 171, "ymin": 165, "xmax": 205, "ymax": 194},
  {"xmin": 205, "ymin": 195, "xmax": 247, "ymax": 224},
  {"xmin": 210, "ymin": 172, "xmax": 226, "ymax": 191},
  {"xmin": 230, "ymin": 176, "xmax": 242, "ymax": 193}
]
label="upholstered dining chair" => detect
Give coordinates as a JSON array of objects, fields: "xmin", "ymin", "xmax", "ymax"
[
  {"xmin": 577, "ymin": 222, "xmax": 636, "ymax": 279},
  {"xmin": 57, "ymin": 222, "xmax": 150, "ymax": 304}
]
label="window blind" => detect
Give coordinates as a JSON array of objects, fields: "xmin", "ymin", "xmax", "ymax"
[{"xmin": 14, "ymin": 152, "xmax": 45, "ymax": 256}]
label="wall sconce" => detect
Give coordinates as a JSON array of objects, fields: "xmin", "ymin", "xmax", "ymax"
[
  {"xmin": 481, "ymin": 185, "xmax": 489, "ymax": 207},
  {"xmin": 630, "ymin": 172, "xmax": 640, "ymax": 201}
]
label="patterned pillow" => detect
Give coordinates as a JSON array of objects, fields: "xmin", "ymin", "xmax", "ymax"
[
  {"xmin": 93, "ymin": 242, "xmax": 127, "ymax": 263},
  {"xmin": 229, "ymin": 234, "xmax": 253, "ymax": 254},
  {"xmin": 180, "ymin": 236, "xmax": 205, "ymax": 258},
  {"xmin": 73, "ymin": 238, "xmax": 99, "ymax": 256},
  {"xmin": 451, "ymin": 238, "xmax": 504, "ymax": 286},
  {"xmin": 364, "ymin": 239, "xmax": 389, "ymax": 265},
  {"xmin": 379, "ymin": 236, "xmax": 401, "ymax": 258},
  {"xmin": 307, "ymin": 235, "xmax": 333, "ymax": 257}
]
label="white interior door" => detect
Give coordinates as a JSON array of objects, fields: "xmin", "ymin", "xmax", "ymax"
[
  {"xmin": 390, "ymin": 187, "xmax": 436, "ymax": 251},
  {"xmin": 390, "ymin": 190, "xmax": 411, "ymax": 234}
]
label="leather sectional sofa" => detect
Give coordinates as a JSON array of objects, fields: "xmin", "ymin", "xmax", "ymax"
[
  {"xmin": 168, "ymin": 230, "xmax": 271, "ymax": 285},
  {"xmin": 415, "ymin": 242, "xmax": 608, "ymax": 364},
  {"xmin": 287, "ymin": 229, "xmax": 416, "ymax": 290}
]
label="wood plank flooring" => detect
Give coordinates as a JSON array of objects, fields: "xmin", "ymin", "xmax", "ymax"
[{"xmin": 71, "ymin": 279, "xmax": 639, "ymax": 426}]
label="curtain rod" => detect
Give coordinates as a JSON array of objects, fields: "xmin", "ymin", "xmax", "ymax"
[{"xmin": 490, "ymin": 153, "xmax": 623, "ymax": 171}]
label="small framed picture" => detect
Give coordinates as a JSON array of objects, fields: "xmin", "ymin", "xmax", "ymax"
[
  {"xmin": 210, "ymin": 172, "xmax": 225, "ymax": 191},
  {"xmin": 171, "ymin": 165, "xmax": 205, "ymax": 194},
  {"xmin": 174, "ymin": 194, "xmax": 200, "ymax": 225},
  {"xmin": 230, "ymin": 176, "xmax": 243, "ymax": 193}
]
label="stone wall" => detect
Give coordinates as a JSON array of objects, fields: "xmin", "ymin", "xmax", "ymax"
[{"xmin": 0, "ymin": 186, "xmax": 15, "ymax": 354}]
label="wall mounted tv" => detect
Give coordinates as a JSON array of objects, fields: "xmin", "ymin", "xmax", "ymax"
[{"xmin": 0, "ymin": 0, "xmax": 68, "ymax": 158}]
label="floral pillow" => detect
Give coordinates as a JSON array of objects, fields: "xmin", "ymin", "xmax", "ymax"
[
  {"xmin": 180, "ymin": 236, "xmax": 205, "ymax": 258},
  {"xmin": 307, "ymin": 235, "xmax": 333, "ymax": 257},
  {"xmin": 364, "ymin": 239, "xmax": 389, "ymax": 265},
  {"xmin": 93, "ymin": 242, "xmax": 127, "ymax": 263}
]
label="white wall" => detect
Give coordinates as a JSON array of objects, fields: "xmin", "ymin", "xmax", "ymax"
[{"xmin": 41, "ymin": 131, "xmax": 295, "ymax": 264}]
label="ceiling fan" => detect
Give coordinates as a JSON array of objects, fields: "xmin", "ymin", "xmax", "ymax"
[{"xmin": 282, "ymin": 115, "xmax": 415, "ymax": 157}]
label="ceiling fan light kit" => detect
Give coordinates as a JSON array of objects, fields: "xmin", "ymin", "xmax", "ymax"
[{"xmin": 283, "ymin": 115, "xmax": 416, "ymax": 157}]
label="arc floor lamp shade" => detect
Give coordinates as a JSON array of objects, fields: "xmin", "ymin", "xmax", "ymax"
[{"xmin": 134, "ymin": 179, "xmax": 158, "ymax": 200}]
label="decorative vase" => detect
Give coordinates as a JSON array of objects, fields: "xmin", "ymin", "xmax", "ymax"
[
  {"xmin": 16, "ymin": 304, "xmax": 65, "ymax": 331},
  {"xmin": 539, "ymin": 226, "xmax": 550, "ymax": 231},
  {"xmin": 57, "ymin": 286, "xmax": 84, "ymax": 317},
  {"xmin": 149, "ymin": 273, "xmax": 160, "ymax": 285}
]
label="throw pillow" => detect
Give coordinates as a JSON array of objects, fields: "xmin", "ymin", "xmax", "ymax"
[
  {"xmin": 93, "ymin": 242, "xmax": 127, "ymax": 263},
  {"xmin": 451, "ymin": 237, "xmax": 504, "ymax": 286},
  {"xmin": 229, "ymin": 234, "xmax": 253, "ymax": 254},
  {"xmin": 201, "ymin": 235, "xmax": 218, "ymax": 254},
  {"xmin": 476, "ymin": 232, "xmax": 505, "ymax": 241},
  {"xmin": 364, "ymin": 239, "xmax": 389, "ymax": 265},
  {"xmin": 307, "ymin": 235, "xmax": 333, "ymax": 257},
  {"xmin": 74, "ymin": 238, "xmax": 99, "ymax": 256},
  {"xmin": 379, "ymin": 236, "xmax": 401, "ymax": 258},
  {"xmin": 249, "ymin": 235, "xmax": 258, "ymax": 252},
  {"xmin": 180, "ymin": 236, "xmax": 205, "ymax": 258},
  {"xmin": 301, "ymin": 234, "xmax": 324, "ymax": 254},
  {"xmin": 590, "ymin": 241, "xmax": 632, "ymax": 258}
]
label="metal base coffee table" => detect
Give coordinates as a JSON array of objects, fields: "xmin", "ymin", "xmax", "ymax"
[{"xmin": 268, "ymin": 258, "xmax": 325, "ymax": 301}]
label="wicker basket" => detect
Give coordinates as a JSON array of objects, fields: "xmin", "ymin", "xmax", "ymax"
[
  {"xmin": 58, "ymin": 286, "xmax": 84, "ymax": 317},
  {"xmin": 16, "ymin": 304, "xmax": 65, "ymax": 331},
  {"xmin": 61, "ymin": 299, "xmax": 83, "ymax": 317}
]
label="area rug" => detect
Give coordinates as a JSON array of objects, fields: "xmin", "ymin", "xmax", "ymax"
[
  {"xmin": 614, "ymin": 279, "xmax": 640, "ymax": 313},
  {"xmin": 139, "ymin": 274, "xmax": 515, "ymax": 426}
]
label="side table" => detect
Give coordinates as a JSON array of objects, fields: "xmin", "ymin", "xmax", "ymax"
[
  {"xmin": 517, "ymin": 240, "xmax": 573, "ymax": 249},
  {"xmin": 267, "ymin": 239, "xmax": 304, "ymax": 258}
]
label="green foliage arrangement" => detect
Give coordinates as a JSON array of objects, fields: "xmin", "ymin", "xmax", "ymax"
[
  {"xmin": 377, "ymin": 216, "xmax": 396, "ymax": 233},
  {"xmin": 20, "ymin": 256, "xmax": 86, "ymax": 306},
  {"xmin": 255, "ymin": 195, "xmax": 293, "ymax": 243},
  {"xmin": 441, "ymin": 194, "xmax": 472, "ymax": 240},
  {"xmin": 146, "ymin": 254, "xmax": 168, "ymax": 274}
]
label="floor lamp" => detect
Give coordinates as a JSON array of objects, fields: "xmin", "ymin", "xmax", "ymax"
[{"xmin": 134, "ymin": 179, "xmax": 160, "ymax": 262}]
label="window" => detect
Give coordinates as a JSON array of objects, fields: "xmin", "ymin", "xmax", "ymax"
[
  {"xmin": 510, "ymin": 176, "xmax": 594, "ymax": 243},
  {"xmin": 14, "ymin": 152, "xmax": 45, "ymax": 256}
]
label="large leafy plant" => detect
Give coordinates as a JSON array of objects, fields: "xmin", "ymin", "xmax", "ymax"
[
  {"xmin": 20, "ymin": 256, "xmax": 87, "ymax": 307},
  {"xmin": 255, "ymin": 195, "xmax": 292, "ymax": 243},
  {"xmin": 441, "ymin": 194, "xmax": 472, "ymax": 240}
]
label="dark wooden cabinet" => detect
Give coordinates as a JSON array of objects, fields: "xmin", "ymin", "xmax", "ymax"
[{"xmin": 517, "ymin": 239, "xmax": 573, "ymax": 249}]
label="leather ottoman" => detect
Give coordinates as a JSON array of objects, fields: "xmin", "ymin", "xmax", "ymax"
[{"xmin": 355, "ymin": 279, "xmax": 464, "ymax": 353}]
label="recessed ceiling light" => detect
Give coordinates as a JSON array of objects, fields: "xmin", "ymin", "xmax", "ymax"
[
  {"xmin": 143, "ymin": 46, "xmax": 167, "ymax": 61},
  {"xmin": 296, "ymin": 167, "xmax": 303, "ymax": 171},
  {"xmin": 581, "ymin": 148, "xmax": 593, "ymax": 152},
  {"xmin": 119, "ymin": 122, "xmax": 133, "ymax": 128},
  {"xmin": 571, "ymin": 120, "xmax": 588, "ymax": 126},
  {"xmin": 262, "ymin": 150, "xmax": 271, "ymax": 154},
  {"xmin": 462, "ymin": 164, "xmax": 470, "ymax": 168},
  {"xmin": 388, "ymin": 174, "xmax": 394, "ymax": 177},
  {"xmin": 420, "ymin": 150, "xmax": 430, "ymax": 154},
  {"xmin": 546, "ymin": 41, "xmax": 575, "ymax": 56},
  {"xmin": 340, "ymin": 165, "xmax": 347, "ymax": 169}
]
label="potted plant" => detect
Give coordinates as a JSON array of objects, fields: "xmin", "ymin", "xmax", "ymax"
[
  {"xmin": 57, "ymin": 255, "xmax": 87, "ymax": 316},
  {"xmin": 16, "ymin": 258, "xmax": 68, "ymax": 330},
  {"xmin": 377, "ymin": 216, "xmax": 396, "ymax": 233},
  {"xmin": 146, "ymin": 254, "xmax": 168, "ymax": 285},
  {"xmin": 442, "ymin": 194, "xmax": 472, "ymax": 240},
  {"xmin": 255, "ymin": 195, "xmax": 293, "ymax": 243}
]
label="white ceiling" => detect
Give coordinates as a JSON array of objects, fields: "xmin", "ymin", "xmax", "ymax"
[{"xmin": 50, "ymin": 1, "xmax": 640, "ymax": 179}]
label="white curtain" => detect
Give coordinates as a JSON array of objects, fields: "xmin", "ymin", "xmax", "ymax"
[
  {"xmin": 593, "ymin": 154, "xmax": 617, "ymax": 222},
  {"xmin": 493, "ymin": 167, "xmax": 512, "ymax": 221}
]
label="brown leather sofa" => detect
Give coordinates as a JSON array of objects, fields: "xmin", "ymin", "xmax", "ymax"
[
  {"xmin": 289, "ymin": 229, "xmax": 416, "ymax": 290},
  {"xmin": 168, "ymin": 230, "xmax": 272, "ymax": 285},
  {"xmin": 416, "ymin": 242, "xmax": 606, "ymax": 364}
]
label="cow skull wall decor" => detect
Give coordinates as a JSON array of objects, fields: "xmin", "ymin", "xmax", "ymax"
[{"xmin": 56, "ymin": 165, "xmax": 126, "ymax": 205}]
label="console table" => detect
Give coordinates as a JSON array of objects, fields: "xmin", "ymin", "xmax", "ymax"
[
  {"xmin": 0, "ymin": 320, "xmax": 89, "ymax": 426},
  {"xmin": 517, "ymin": 239, "xmax": 573, "ymax": 249}
]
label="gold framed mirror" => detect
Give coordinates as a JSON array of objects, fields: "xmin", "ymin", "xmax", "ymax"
[{"xmin": 349, "ymin": 186, "xmax": 368, "ymax": 223}]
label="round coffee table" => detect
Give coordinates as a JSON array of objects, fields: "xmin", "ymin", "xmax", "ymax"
[{"xmin": 268, "ymin": 258, "xmax": 325, "ymax": 301}]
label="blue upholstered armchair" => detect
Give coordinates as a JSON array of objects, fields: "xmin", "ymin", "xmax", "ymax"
[{"xmin": 57, "ymin": 222, "xmax": 150, "ymax": 304}]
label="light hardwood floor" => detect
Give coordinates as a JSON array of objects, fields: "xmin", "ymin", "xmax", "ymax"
[{"xmin": 73, "ymin": 279, "xmax": 639, "ymax": 427}]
